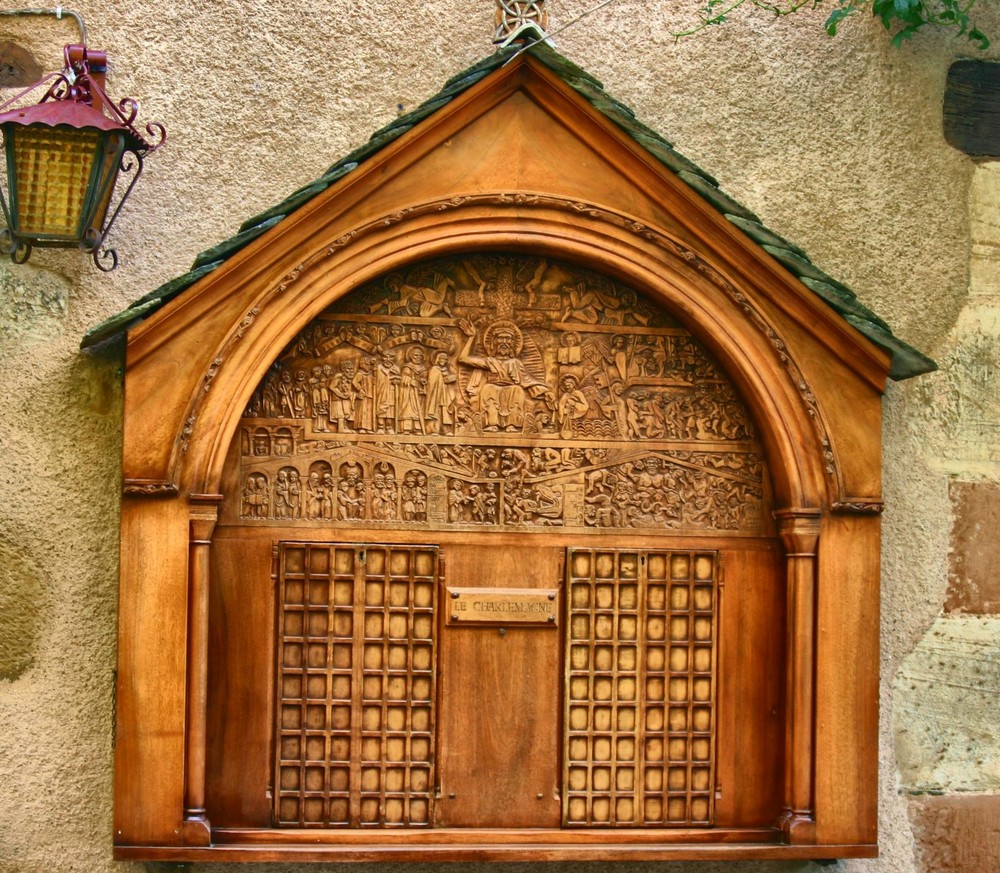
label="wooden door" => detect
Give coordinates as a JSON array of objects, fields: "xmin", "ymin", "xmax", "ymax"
[
  {"xmin": 563, "ymin": 548, "xmax": 718, "ymax": 827},
  {"xmin": 273, "ymin": 542, "xmax": 438, "ymax": 827}
]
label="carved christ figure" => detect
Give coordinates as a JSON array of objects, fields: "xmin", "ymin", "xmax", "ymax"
[{"xmin": 458, "ymin": 318, "xmax": 552, "ymax": 432}]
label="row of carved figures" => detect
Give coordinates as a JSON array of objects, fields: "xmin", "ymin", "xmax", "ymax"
[
  {"xmin": 583, "ymin": 461, "xmax": 762, "ymax": 530},
  {"xmin": 242, "ymin": 462, "xmax": 427, "ymax": 523},
  {"xmin": 241, "ymin": 457, "xmax": 762, "ymax": 531},
  {"xmin": 244, "ymin": 353, "xmax": 752, "ymax": 442}
]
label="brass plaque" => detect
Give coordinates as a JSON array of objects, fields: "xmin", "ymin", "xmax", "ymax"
[{"xmin": 446, "ymin": 587, "xmax": 559, "ymax": 626}]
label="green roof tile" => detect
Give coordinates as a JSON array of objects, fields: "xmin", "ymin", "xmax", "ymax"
[
  {"xmin": 761, "ymin": 244, "xmax": 840, "ymax": 284},
  {"xmin": 677, "ymin": 170, "xmax": 759, "ymax": 223},
  {"xmin": 800, "ymin": 278, "xmax": 891, "ymax": 331},
  {"xmin": 726, "ymin": 215, "xmax": 807, "ymax": 258},
  {"xmin": 842, "ymin": 315, "xmax": 936, "ymax": 379},
  {"xmin": 527, "ymin": 42, "xmax": 603, "ymax": 88},
  {"xmin": 82, "ymin": 261, "xmax": 223, "ymax": 347},
  {"xmin": 442, "ymin": 47, "xmax": 517, "ymax": 89},
  {"xmin": 192, "ymin": 216, "xmax": 283, "ymax": 269},
  {"xmin": 633, "ymin": 134, "xmax": 718, "ymax": 186}
]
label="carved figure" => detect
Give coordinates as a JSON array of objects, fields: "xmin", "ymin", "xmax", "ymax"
[
  {"xmin": 378, "ymin": 271, "xmax": 455, "ymax": 318},
  {"xmin": 273, "ymin": 468, "xmax": 291, "ymax": 519},
  {"xmin": 447, "ymin": 479, "xmax": 466, "ymax": 523},
  {"xmin": 371, "ymin": 465, "xmax": 395, "ymax": 521},
  {"xmin": 351, "ymin": 356, "xmax": 376, "ymax": 433},
  {"xmin": 326, "ymin": 365, "xmax": 354, "ymax": 432},
  {"xmin": 557, "ymin": 330, "xmax": 582, "ymax": 365},
  {"xmin": 424, "ymin": 351, "xmax": 456, "ymax": 435},
  {"xmin": 287, "ymin": 468, "xmax": 302, "ymax": 519},
  {"xmin": 556, "ymin": 374, "xmax": 589, "ymax": 439},
  {"xmin": 242, "ymin": 473, "xmax": 269, "ymax": 518},
  {"xmin": 601, "ymin": 334, "xmax": 632, "ymax": 383},
  {"xmin": 458, "ymin": 318, "xmax": 552, "ymax": 432},
  {"xmin": 310, "ymin": 367, "xmax": 330, "ymax": 432},
  {"xmin": 292, "ymin": 371, "xmax": 309, "ymax": 418},
  {"xmin": 374, "ymin": 352, "xmax": 400, "ymax": 433},
  {"xmin": 401, "ymin": 471, "xmax": 420, "ymax": 521},
  {"xmin": 273, "ymin": 428, "xmax": 294, "ymax": 456},
  {"xmin": 398, "ymin": 347, "xmax": 428, "ymax": 434},
  {"xmin": 305, "ymin": 470, "xmax": 324, "ymax": 519},
  {"xmin": 252, "ymin": 430, "xmax": 270, "ymax": 456},
  {"xmin": 336, "ymin": 465, "xmax": 366, "ymax": 520},
  {"xmin": 277, "ymin": 370, "xmax": 295, "ymax": 418}
]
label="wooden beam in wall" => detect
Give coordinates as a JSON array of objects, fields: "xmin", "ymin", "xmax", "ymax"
[{"xmin": 944, "ymin": 60, "xmax": 1000, "ymax": 158}]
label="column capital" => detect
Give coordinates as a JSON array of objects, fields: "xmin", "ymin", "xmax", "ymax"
[{"xmin": 775, "ymin": 508, "xmax": 822, "ymax": 556}]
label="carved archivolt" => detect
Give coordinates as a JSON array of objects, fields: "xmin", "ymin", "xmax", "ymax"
[
  {"xmin": 174, "ymin": 195, "xmax": 836, "ymax": 504},
  {"xmin": 236, "ymin": 254, "xmax": 768, "ymax": 535}
]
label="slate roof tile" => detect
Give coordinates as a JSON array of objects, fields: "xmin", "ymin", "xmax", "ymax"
[{"xmin": 82, "ymin": 41, "xmax": 934, "ymax": 379}]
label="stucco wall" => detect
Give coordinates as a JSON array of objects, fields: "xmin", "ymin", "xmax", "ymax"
[{"xmin": 0, "ymin": 2, "xmax": 997, "ymax": 872}]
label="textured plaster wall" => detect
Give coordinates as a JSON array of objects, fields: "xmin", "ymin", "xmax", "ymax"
[{"xmin": 0, "ymin": 3, "xmax": 998, "ymax": 872}]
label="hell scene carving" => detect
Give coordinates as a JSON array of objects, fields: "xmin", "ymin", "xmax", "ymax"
[{"xmin": 237, "ymin": 255, "xmax": 767, "ymax": 534}]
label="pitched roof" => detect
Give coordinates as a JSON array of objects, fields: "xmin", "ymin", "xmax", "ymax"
[{"xmin": 82, "ymin": 42, "xmax": 934, "ymax": 380}]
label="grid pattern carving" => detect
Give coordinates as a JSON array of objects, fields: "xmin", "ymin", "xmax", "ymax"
[
  {"xmin": 564, "ymin": 549, "xmax": 718, "ymax": 827},
  {"xmin": 274, "ymin": 543, "xmax": 438, "ymax": 827}
]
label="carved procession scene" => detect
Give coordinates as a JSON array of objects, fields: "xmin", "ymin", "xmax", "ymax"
[{"xmin": 238, "ymin": 254, "xmax": 767, "ymax": 534}]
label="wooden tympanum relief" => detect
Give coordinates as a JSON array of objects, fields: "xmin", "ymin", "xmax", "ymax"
[
  {"xmin": 274, "ymin": 543, "xmax": 438, "ymax": 828},
  {"xmin": 564, "ymin": 549, "xmax": 717, "ymax": 827},
  {"xmin": 238, "ymin": 255, "xmax": 766, "ymax": 535}
]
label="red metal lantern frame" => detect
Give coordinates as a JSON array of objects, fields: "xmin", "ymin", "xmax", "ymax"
[{"xmin": 0, "ymin": 44, "xmax": 165, "ymax": 270}]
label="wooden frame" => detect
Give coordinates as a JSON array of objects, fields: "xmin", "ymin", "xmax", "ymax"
[{"xmin": 113, "ymin": 54, "xmax": 885, "ymax": 862}]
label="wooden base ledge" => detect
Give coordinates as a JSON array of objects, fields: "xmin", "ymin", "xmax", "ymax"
[{"xmin": 115, "ymin": 839, "xmax": 879, "ymax": 863}]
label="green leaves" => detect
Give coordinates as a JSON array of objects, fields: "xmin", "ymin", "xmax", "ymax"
[
  {"xmin": 678, "ymin": 0, "xmax": 990, "ymax": 49},
  {"xmin": 825, "ymin": 4, "xmax": 857, "ymax": 34},
  {"xmin": 870, "ymin": 0, "xmax": 991, "ymax": 49}
]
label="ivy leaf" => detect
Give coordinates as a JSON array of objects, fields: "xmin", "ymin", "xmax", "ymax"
[
  {"xmin": 825, "ymin": 6, "xmax": 855, "ymax": 35},
  {"xmin": 675, "ymin": 0, "xmax": 991, "ymax": 51},
  {"xmin": 968, "ymin": 27, "xmax": 990, "ymax": 49}
]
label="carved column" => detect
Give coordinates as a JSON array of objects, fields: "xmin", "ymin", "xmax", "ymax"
[
  {"xmin": 775, "ymin": 508, "xmax": 822, "ymax": 844},
  {"xmin": 182, "ymin": 493, "xmax": 223, "ymax": 846}
]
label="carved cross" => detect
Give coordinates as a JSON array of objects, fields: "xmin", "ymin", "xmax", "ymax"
[{"xmin": 494, "ymin": 0, "xmax": 550, "ymax": 44}]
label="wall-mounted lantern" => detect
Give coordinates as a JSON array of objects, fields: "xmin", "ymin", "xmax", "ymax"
[{"xmin": 0, "ymin": 42, "xmax": 164, "ymax": 270}]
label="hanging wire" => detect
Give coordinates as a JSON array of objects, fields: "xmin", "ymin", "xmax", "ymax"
[
  {"xmin": 0, "ymin": 7, "xmax": 88, "ymax": 45},
  {"xmin": 501, "ymin": 0, "xmax": 620, "ymax": 63}
]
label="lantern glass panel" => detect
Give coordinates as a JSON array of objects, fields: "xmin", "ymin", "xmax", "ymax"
[
  {"xmin": 4, "ymin": 124, "xmax": 118, "ymax": 242},
  {"xmin": 87, "ymin": 131, "xmax": 126, "ymax": 243}
]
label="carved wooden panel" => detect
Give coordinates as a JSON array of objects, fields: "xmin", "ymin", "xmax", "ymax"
[
  {"xmin": 113, "ymin": 49, "xmax": 890, "ymax": 859},
  {"xmin": 564, "ymin": 548, "xmax": 717, "ymax": 827},
  {"xmin": 235, "ymin": 254, "xmax": 767, "ymax": 536},
  {"xmin": 274, "ymin": 543, "xmax": 438, "ymax": 828}
]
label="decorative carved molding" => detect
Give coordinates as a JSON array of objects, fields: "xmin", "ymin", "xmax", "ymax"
[
  {"xmin": 180, "ymin": 309, "xmax": 259, "ymax": 453},
  {"xmin": 831, "ymin": 500, "xmax": 884, "ymax": 515},
  {"xmin": 123, "ymin": 479, "xmax": 179, "ymax": 497}
]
